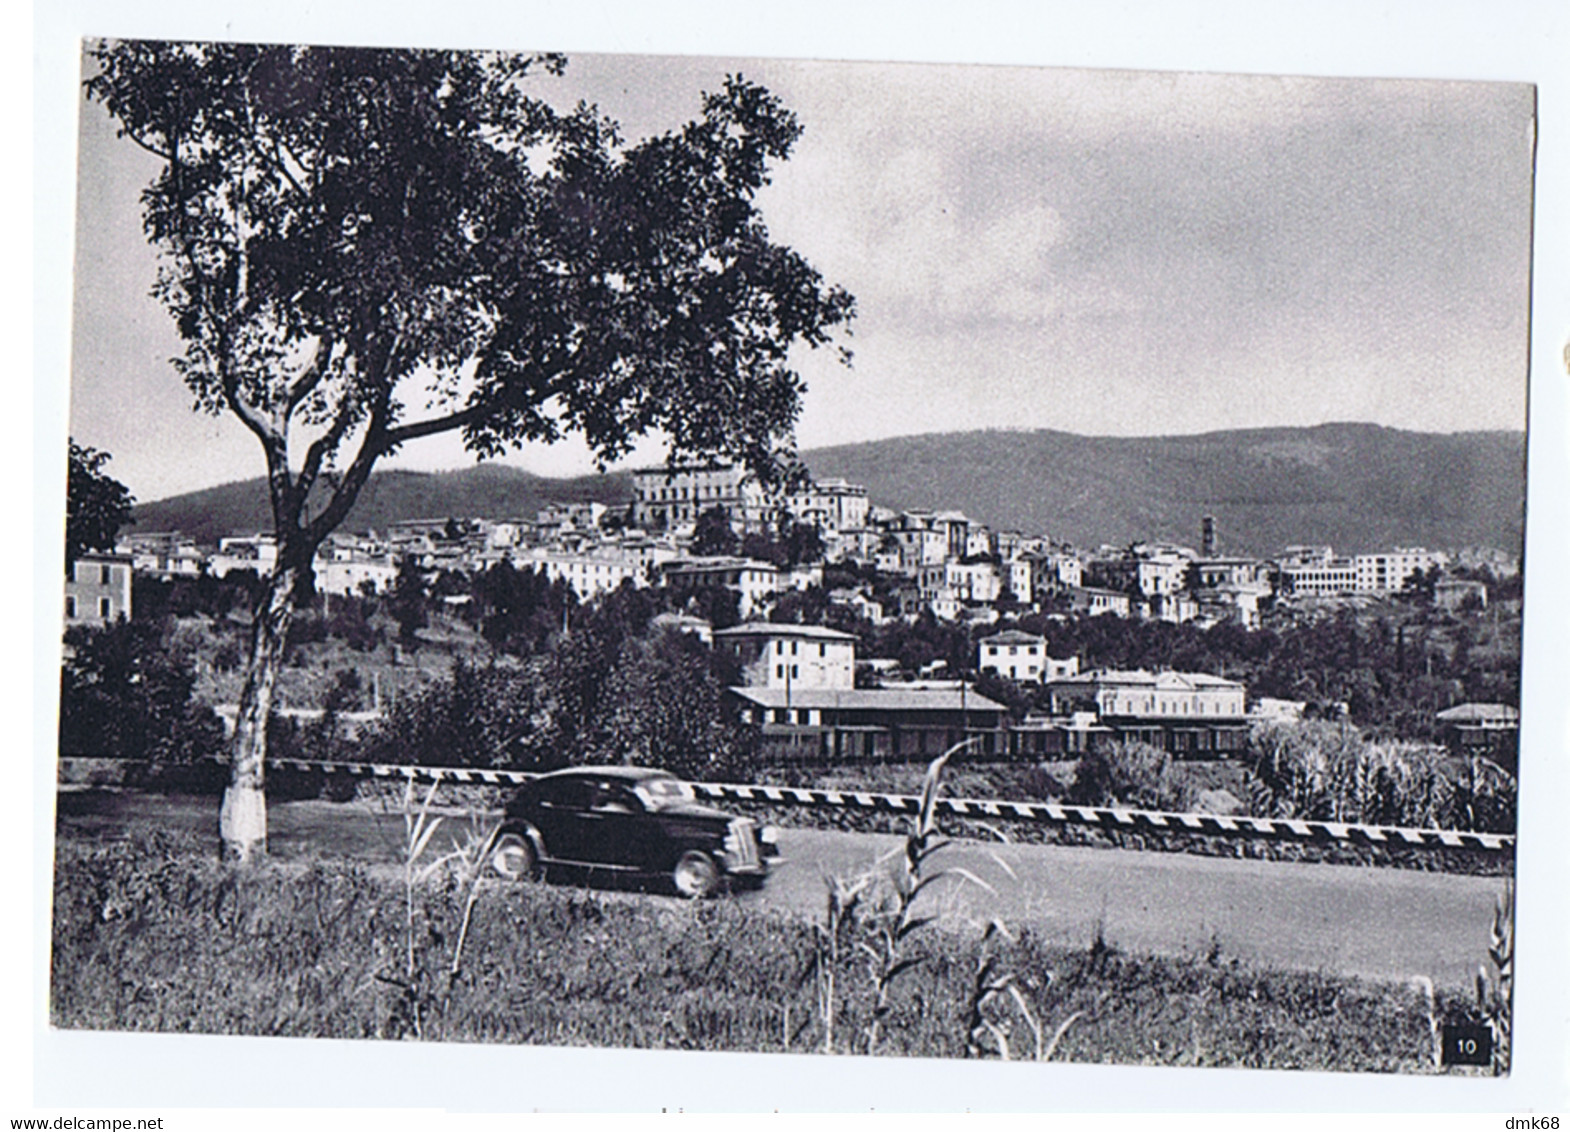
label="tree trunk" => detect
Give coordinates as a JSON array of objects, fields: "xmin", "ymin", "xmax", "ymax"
[{"xmin": 219, "ymin": 555, "xmax": 300, "ymax": 864}]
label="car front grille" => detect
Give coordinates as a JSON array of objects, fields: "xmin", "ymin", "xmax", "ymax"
[{"xmin": 725, "ymin": 818, "xmax": 760, "ymax": 870}]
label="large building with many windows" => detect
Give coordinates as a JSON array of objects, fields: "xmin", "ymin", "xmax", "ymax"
[
  {"xmin": 781, "ymin": 478, "xmax": 869, "ymax": 533},
  {"xmin": 1043, "ymin": 668, "xmax": 1249, "ymax": 755},
  {"xmin": 1353, "ymin": 548, "xmax": 1448, "ymax": 594},
  {"xmin": 727, "ymin": 685, "xmax": 1009, "ymax": 762},
  {"xmin": 630, "ymin": 463, "xmax": 766, "ymax": 532},
  {"xmin": 661, "ymin": 556, "xmax": 781, "ymax": 618}
]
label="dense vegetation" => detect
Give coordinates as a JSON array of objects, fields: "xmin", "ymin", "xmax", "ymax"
[
  {"xmin": 51, "ymin": 833, "xmax": 1485, "ymax": 1071},
  {"xmin": 804, "ymin": 423, "xmax": 1525, "ymax": 556}
]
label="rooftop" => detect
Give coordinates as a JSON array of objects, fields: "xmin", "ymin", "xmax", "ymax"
[
  {"xmin": 728, "ymin": 685, "xmax": 1007, "ymax": 713},
  {"xmin": 977, "ymin": 629, "xmax": 1046, "ymax": 645},
  {"xmin": 713, "ymin": 622, "xmax": 858, "ymax": 642},
  {"xmin": 1046, "ymin": 668, "xmax": 1245, "ymax": 691},
  {"xmin": 663, "ymin": 556, "xmax": 778, "ymax": 573},
  {"xmin": 1436, "ymin": 703, "xmax": 1520, "ymax": 723}
]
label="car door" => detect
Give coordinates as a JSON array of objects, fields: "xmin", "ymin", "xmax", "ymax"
[
  {"xmin": 588, "ymin": 780, "xmax": 665, "ymax": 869},
  {"xmin": 530, "ymin": 776, "xmax": 599, "ymax": 864},
  {"xmin": 569, "ymin": 779, "xmax": 649, "ymax": 868}
]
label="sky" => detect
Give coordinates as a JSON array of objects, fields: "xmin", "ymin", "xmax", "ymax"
[{"xmin": 67, "ymin": 49, "xmax": 1536, "ymax": 503}]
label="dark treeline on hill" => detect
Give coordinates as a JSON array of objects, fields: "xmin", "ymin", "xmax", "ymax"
[
  {"xmin": 134, "ymin": 465, "xmax": 634, "ymax": 545},
  {"xmin": 133, "ymin": 423, "xmax": 1525, "ymax": 556},
  {"xmin": 807, "ymin": 423, "xmax": 1525, "ymax": 556}
]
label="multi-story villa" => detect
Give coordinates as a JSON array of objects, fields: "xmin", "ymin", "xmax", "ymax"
[
  {"xmin": 1352, "ymin": 548, "xmax": 1448, "ymax": 593},
  {"xmin": 713, "ymin": 622, "xmax": 857, "ymax": 690},
  {"xmin": 123, "ymin": 531, "xmax": 204, "ymax": 578},
  {"xmin": 661, "ymin": 556, "xmax": 781, "ymax": 618},
  {"xmin": 1277, "ymin": 556, "xmax": 1358, "ymax": 596},
  {"xmin": 514, "ymin": 545, "xmax": 649, "ymax": 600},
  {"xmin": 208, "ymin": 534, "xmax": 278, "ymax": 578},
  {"xmin": 977, "ymin": 629, "xmax": 1077, "ymax": 683},
  {"xmin": 781, "ymin": 477, "xmax": 869, "ymax": 533},
  {"xmin": 630, "ymin": 463, "xmax": 766, "ymax": 532}
]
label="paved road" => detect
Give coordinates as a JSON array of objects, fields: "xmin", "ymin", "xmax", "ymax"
[{"xmin": 56, "ymin": 789, "xmax": 1507, "ymax": 987}]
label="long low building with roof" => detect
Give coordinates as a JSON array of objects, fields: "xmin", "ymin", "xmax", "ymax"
[
  {"xmin": 1043, "ymin": 668, "xmax": 1250, "ymax": 756},
  {"xmin": 726, "ymin": 684, "xmax": 1009, "ymax": 762}
]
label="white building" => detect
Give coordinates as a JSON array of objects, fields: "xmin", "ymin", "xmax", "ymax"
[
  {"xmin": 781, "ymin": 477, "xmax": 869, "ymax": 533},
  {"xmin": 123, "ymin": 532, "xmax": 203, "ymax": 578},
  {"xmin": 1197, "ymin": 582, "xmax": 1270, "ymax": 629},
  {"xmin": 515, "ymin": 546, "xmax": 647, "ymax": 600},
  {"xmin": 931, "ymin": 511, "xmax": 972, "ymax": 560},
  {"xmin": 209, "ymin": 534, "xmax": 278, "ymax": 578},
  {"xmin": 1136, "ymin": 553, "xmax": 1189, "ymax": 599},
  {"xmin": 630, "ymin": 463, "xmax": 766, "ymax": 532},
  {"xmin": 1027, "ymin": 551, "xmax": 1083, "ymax": 593},
  {"xmin": 977, "ymin": 630, "xmax": 1046, "ymax": 682},
  {"xmin": 315, "ymin": 554, "xmax": 398, "ymax": 596},
  {"xmin": 887, "ymin": 516, "xmax": 949, "ymax": 572},
  {"xmin": 662, "ymin": 556, "xmax": 781, "ymax": 618},
  {"xmin": 1353, "ymin": 548, "xmax": 1449, "ymax": 594},
  {"xmin": 713, "ymin": 622, "xmax": 857, "ymax": 691},
  {"xmin": 947, "ymin": 559, "xmax": 1002, "ymax": 605},
  {"xmin": 1045, "ymin": 669, "xmax": 1247, "ymax": 721},
  {"xmin": 1006, "ymin": 558, "xmax": 1033, "ymax": 605},
  {"xmin": 1069, "ymin": 586, "xmax": 1130, "ymax": 617},
  {"xmin": 1278, "ymin": 558, "xmax": 1357, "ymax": 596}
]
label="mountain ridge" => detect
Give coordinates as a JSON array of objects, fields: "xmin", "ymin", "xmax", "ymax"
[{"xmin": 131, "ymin": 423, "xmax": 1526, "ymax": 558}]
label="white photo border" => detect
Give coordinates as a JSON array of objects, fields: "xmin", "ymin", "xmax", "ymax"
[{"xmin": 25, "ymin": 0, "xmax": 1570, "ymax": 1115}]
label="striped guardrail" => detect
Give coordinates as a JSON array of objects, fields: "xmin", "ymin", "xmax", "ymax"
[{"xmin": 264, "ymin": 756, "xmax": 1515, "ymax": 854}]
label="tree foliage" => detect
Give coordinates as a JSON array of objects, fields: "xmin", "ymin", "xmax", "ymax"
[
  {"xmin": 85, "ymin": 41, "xmax": 854, "ymax": 554},
  {"xmin": 1068, "ymin": 740, "xmax": 1187, "ymax": 811},
  {"xmin": 597, "ymin": 627, "xmax": 753, "ymax": 780},
  {"xmin": 389, "ymin": 557, "xmax": 428, "ymax": 646},
  {"xmin": 691, "ymin": 505, "xmax": 740, "ymax": 557},
  {"xmin": 85, "ymin": 39, "xmax": 852, "ymax": 858},
  {"xmin": 59, "ymin": 621, "xmax": 224, "ymax": 763},
  {"xmin": 66, "ymin": 440, "xmax": 134, "ymax": 569}
]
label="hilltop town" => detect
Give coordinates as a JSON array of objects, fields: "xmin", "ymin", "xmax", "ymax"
[{"xmin": 63, "ymin": 460, "xmax": 1523, "ymax": 774}]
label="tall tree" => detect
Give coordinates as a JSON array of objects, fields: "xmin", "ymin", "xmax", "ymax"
[
  {"xmin": 86, "ymin": 41, "xmax": 853, "ymax": 862},
  {"xmin": 66, "ymin": 439, "xmax": 134, "ymax": 570},
  {"xmin": 691, "ymin": 504, "xmax": 740, "ymax": 557}
]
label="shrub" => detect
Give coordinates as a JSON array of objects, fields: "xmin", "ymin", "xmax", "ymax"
[
  {"xmin": 59, "ymin": 620, "xmax": 225, "ymax": 766},
  {"xmin": 1068, "ymin": 741, "xmax": 1187, "ymax": 811},
  {"xmin": 359, "ymin": 658, "xmax": 548, "ymax": 769}
]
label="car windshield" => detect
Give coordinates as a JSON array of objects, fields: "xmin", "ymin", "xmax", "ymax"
[{"xmin": 633, "ymin": 777, "xmax": 696, "ymax": 810}]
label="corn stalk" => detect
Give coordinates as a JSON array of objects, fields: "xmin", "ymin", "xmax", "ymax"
[
  {"xmin": 1475, "ymin": 881, "xmax": 1514, "ymax": 1075},
  {"xmin": 810, "ymin": 871, "xmax": 871, "ymax": 1054},
  {"xmin": 858, "ymin": 741, "xmax": 994, "ymax": 1056}
]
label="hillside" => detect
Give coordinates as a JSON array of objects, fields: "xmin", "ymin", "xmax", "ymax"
[
  {"xmin": 133, "ymin": 424, "xmax": 1526, "ymax": 557},
  {"xmin": 805, "ymin": 424, "xmax": 1525, "ymax": 556},
  {"xmin": 133, "ymin": 465, "xmax": 633, "ymax": 545}
]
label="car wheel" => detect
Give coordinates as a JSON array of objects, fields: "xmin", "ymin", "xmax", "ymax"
[
  {"xmin": 490, "ymin": 832, "xmax": 538, "ymax": 882},
  {"xmin": 672, "ymin": 850, "xmax": 721, "ymax": 898}
]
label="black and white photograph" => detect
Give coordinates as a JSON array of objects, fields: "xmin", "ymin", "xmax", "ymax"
[{"xmin": 26, "ymin": 1, "xmax": 1570, "ymax": 1119}]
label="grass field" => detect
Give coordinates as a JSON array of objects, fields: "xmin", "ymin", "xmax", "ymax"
[{"xmin": 50, "ymin": 832, "xmax": 1494, "ymax": 1072}]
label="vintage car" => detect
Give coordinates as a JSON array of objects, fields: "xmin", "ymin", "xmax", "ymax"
[{"xmin": 490, "ymin": 765, "xmax": 779, "ymax": 897}]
